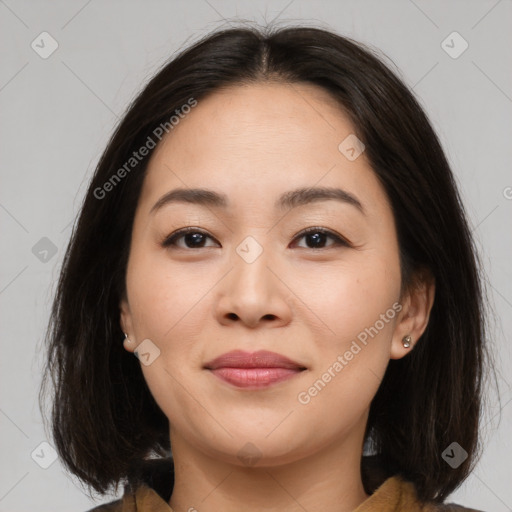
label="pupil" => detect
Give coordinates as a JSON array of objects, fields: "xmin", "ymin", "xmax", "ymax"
[
  {"xmin": 186, "ymin": 233, "xmax": 205, "ymax": 247},
  {"xmin": 308, "ymin": 232, "xmax": 325, "ymax": 248}
]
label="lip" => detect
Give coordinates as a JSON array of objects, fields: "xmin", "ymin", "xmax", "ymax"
[{"xmin": 204, "ymin": 350, "xmax": 307, "ymax": 389}]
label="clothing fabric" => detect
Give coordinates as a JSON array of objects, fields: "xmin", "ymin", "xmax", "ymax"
[{"xmin": 86, "ymin": 457, "xmax": 483, "ymax": 512}]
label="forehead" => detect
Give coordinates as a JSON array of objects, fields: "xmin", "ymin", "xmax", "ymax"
[
  {"xmin": 139, "ymin": 82, "xmax": 389, "ymax": 216},
  {"xmin": 154, "ymin": 82, "xmax": 353, "ymax": 158}
]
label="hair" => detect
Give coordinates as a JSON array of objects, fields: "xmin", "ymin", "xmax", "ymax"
[{"xmin": 39, "ymin": 23, "xmax": 490, "ymax": 503}]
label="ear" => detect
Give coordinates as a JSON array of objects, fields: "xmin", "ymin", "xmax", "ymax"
[
  {"xmin": 120, "ymin": 295, "xmax": 136, "ymax": 353},
  {"xmin": 390, "ymin": 268, "xmax": 435, "ymax": 360}
]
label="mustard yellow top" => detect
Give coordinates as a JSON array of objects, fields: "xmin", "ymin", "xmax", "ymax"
[{"xmin": 89, "ymin": 474, "xmax": 483, "ymax": 511}]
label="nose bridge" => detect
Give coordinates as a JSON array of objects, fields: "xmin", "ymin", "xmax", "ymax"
[
  {"xmin": 231, "ymin": 234, "xmax": 273, "ymax": 300},
  {"xmin": 214, "ymin": 233, "xmax": 291, "ymax": 327}
]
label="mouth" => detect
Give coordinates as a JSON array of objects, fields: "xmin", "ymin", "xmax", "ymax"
[{"xmin": 204, "ymin": 350, "xmax": 307, "ymax": 389}]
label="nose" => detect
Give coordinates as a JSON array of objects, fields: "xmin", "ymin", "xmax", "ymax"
[{"xmin": 214, "ymin": 250, "xmax": 292, "ymax": 329}]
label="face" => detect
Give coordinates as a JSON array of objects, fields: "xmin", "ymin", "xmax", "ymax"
[{"xmin": 120, "ymin": 82, "xmax": 422, "ymax": 467}]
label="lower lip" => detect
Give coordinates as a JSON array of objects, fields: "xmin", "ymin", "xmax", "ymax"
[{"xmin": 208, "ymin": 367, "xmax": 303, "ymax": 388}]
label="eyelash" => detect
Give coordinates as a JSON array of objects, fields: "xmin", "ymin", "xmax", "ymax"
[{"xmin": 161, "ymin": 226, "xmax": 351, "ymax": 250}]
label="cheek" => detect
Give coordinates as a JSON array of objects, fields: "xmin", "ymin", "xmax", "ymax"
[
  {"xmin": 292, "ymin": 254, "xmax": 401, "ymax": 341},
  {"xmin": 291, "ymin": 263, "xmax": 399, "ymax": 437},
  {"xmin": 127, "ymin": 254, "xmax": 216, "ymax": 425},
  {"xmin": 126, "ymin": 249, "xmax": 214, "ymax": 343},
  {"xmin": 291, "ymin": 254, "xmax": 401, "ymax": 410}
]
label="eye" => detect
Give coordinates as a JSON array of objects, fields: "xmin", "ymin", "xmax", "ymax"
[
  {"xmin": 161, "ymin": 226, "xmax": 351, "ymax": 250},
  {"xmin": 161, "ymin": 227, "xmax": 219, "ymax": 249},
  {"xmin": 291, "ymin": 227, "xmax": 351, "ymax": 250}
]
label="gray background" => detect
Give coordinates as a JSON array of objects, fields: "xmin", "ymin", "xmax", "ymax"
[{"xmin": 1, "ymin": 1, "xmax": 511, "ymax": 510}]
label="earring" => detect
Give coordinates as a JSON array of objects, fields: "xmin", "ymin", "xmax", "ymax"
[
  {"xmin": 402, "ymin": 335, "xmax": 412, "ymax": 348},
  {"xmin": 124, "ymin": 333, "xmax": 134, "ymax": 345}
]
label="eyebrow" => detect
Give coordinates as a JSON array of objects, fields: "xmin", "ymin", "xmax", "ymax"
[{"xmin": 149, "ymin": 186, "xmax": 365, "ymax": 215}]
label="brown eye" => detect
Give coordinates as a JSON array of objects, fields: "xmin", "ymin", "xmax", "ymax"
[
  {"xmin": 162, "ymin": 228, "xmax": 219, "ymax": 249},
  {"xmin": 292, "ymin": 227, "xmax": 350, "ymax": 249}
]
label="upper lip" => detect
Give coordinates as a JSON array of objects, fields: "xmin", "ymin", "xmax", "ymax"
[{"xmin": 204, "ymin": 350, "xmax": 306, "ymax": 370}]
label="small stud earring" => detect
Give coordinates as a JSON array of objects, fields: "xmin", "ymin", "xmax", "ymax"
[
  {"xmin": 124, "ymin": 333, "xmax": 134, "ymax": 344},
  {"xmin": 402, "ymin": 335, "xmax": 412, "ymax": 348}
]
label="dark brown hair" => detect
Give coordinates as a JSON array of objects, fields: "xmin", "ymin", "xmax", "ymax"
[{"xmin": 39, "ymin": 24, "xmax": 490, "ymax": 503}]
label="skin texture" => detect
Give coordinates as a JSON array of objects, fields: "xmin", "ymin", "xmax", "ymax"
[{"xmin": 120, "ymin": 82, "xmax": 435, "ymax": 512}]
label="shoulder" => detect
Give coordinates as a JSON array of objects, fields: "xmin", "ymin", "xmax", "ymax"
[
  {"xmin": 85, "ymin": 498, "xmax": 123, "ymax": 511},
  {"xmin": 84, "ymin": 490, "xmax": 135, "ymax": 512},
  {"xmin": 361, "ymin": 456, "xmax": 485, "ymax": 512},
  {"xmin": 84, "ymin": 457, "xmax": 174, "ymax": 511},
  {"xmin": 395, "ymin": 478, "xmax": 485, "ymax": 512},
  {"xmin": 425, "ymin": 504, "xmax": 484, "ymax": 511}
]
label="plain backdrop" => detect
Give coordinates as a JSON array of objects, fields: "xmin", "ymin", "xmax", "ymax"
[{"xmin": 0, "ymin": 1, "xmax": 511, "ymax": 511}]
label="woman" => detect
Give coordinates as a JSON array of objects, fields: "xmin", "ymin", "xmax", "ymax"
[{"xmin": 39, "ymin": 24, "xmax": 489, "ymax": 511}]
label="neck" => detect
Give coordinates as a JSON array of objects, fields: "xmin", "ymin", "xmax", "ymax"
[{"xmin": 168, "ymin": 424, "xmax": 369, "ymax": 512}]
